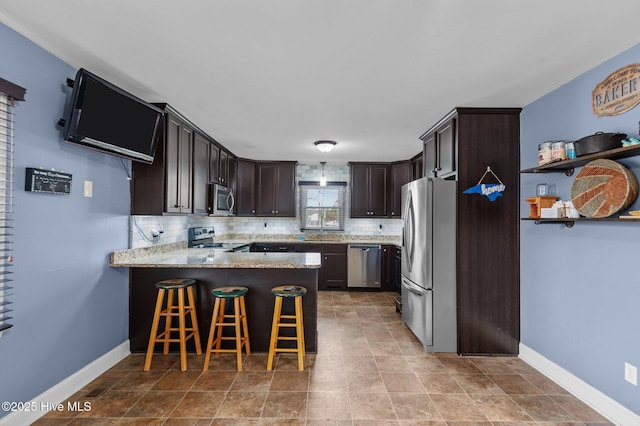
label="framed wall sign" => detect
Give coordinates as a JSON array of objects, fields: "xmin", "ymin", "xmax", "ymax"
[{"xmin": 592, "ymin": 63, "xmax": 640, "ymax": 117}]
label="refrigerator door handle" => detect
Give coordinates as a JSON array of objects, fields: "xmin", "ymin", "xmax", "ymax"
[
  {"xmin": 403, "ymin": 189, "xmax": 415, "ymax": 272},
  {"xmin": 401, "ymin": 276, "xmax": 425, "ymax": 296}
]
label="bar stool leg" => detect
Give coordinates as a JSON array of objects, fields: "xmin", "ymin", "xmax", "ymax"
[
  {"xmin": 186, "ymin": 286, "xmax": 202, "ymax": 355},
  {"xmin": 267, "ymin": 296, "xmax": 283, "ymax": 370},
  {"xmin": 163, "ymin": 289, "xmax": 174, "ymax": 355},
  {"xmin": 239, "ymin": 295, "xmax": 251, "ymax": 355},
  {"xmin": 214, "ymin": 299, "xmax": 226, "ymax": 353},
  {"xmin": 233, "ymin": 297, "xmax": 243, "ymax": 371},
  {"xmin": 177, "ymin": 288, "xmax": 188, "ymax": 371},
  {"xmin": 295, "ymin": 296, "xmax": 305, "ymax": 370},
  {"xmin": 203, "ymin": 297, "xmax": 221, "ymax": 372},
  {"xmin": 144, "ymin": 288, "xmax": 165, "ymax": 372}
]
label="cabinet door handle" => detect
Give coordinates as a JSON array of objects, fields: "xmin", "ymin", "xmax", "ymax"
[{"xmin": 275, "ymin": 210, "xmax": 278, "ymax": 214}]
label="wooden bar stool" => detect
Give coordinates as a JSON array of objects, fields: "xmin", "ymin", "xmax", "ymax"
[
  {"xmin": 203, "ymin": 286, "xmax": 251, "ymax": 371},
  {"xmin": 144, "ymin": 278, "xmax": 202, "ymax": 372},
  {"xmin": 267, "ymin": 285, "xmax": 307, "ymax": 371}
]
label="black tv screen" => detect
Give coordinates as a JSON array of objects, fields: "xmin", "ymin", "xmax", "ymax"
[{"xmin": 63, "ymin": 68, "xmax": 164, "ymax": 164}]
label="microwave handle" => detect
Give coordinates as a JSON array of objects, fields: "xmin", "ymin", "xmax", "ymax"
[{"xmin": 227, "ymin": 191, "xmax": 235, "ymax": 212}]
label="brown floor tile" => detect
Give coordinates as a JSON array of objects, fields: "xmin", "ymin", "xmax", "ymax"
[
  {"xmin": 192, "ymin": 370, "xmax": 238, "ymax": 391},
  {"xmin": 551, "ymin": 394, "xmax": 611, "ymax": 423},
  {"xmin": 487, "ymin": 374, "xmax": 543, "ymax": 395},
  {"xmin": 82, "ymin": 370, "xmax": 129, "ymax": 392},
  {"xmin": 429, "ymin": 393, "xmax": 489, "ymax": 422},
  {"xmin": 405, "ymin": 355, "xmax": 444, "ymax": 373},
  {"xmin": 470, "ymin": 394, "xmax": 533, "ymax": 422},
  {"xmin": 204, "ymin": 354, "xmax": 245, "ymax": 371},
  {"xmin": 438, "ymin": 358, "xmax": 482, "ymax": 375},
  {"xmin": 470, "ymin": 357, "xmax": 517, "ymax": 374},
  {"xmin": 523, "ymin": 373, "xmax": 570, "ymax": 395},
  {"xmin": 375, "ymin": 355, "xmax": 413, "ymax": 372},
  {"xmin": 369, "ymin": 341, "xmax": 403, "ymax": 356},
  {"xmin": 349, "ymin": 392, "xmax": 397, "ymax": 420},
  {"xmin": 151, "ymin": 370, "xmax": 201, "ymax": 391},
  {"xmin": 365, "ymin": 330, "xmax": 395, "ymax": 342},
  {"xmin": 215, "ymin": 391, "xmax": 267, "ymax": 418},
  {"xmin": 111, "ymin": 371, "xmax": 166, "ymax": 391},
  {"xmin": 309, "ymin": 369, "xmax": 348, "ymax": 392},
  {"xmin": 342, "ymin": 355, "xmax": 378, "ymax": 372},
  {"xmin": 241, "ymin": 353, "xmax": 270, "ymax": 371},
  {"xmin": 258, "ymin": 419, "xmax": 306, "ymax": 425},
  {"xmin": 452, "ymin": 373, "xmax": 505, "ymax": 395},
  {"xmin": 261, "ymin": 391, "xmax": 307, "ymax": 418},
  {"xmin": 76, "ymin": 390, "xmax": 145, "ymax": 418},
  {"xmin": 388, "ymin": 393, "xmax": 441, "ymax": 420},
  {"xmin": 270, "ymin": 370, "xmax": 310, "ymax": 391},
  {"xmin": 416, "ymin": 373, "xmax": 465, "ymax": 394},
  {"xmin": 346, "ymin": 370, "xmax": 388, "ymax": 394},
  {"xmin": 306, "ymin": 391, "xmax": 351, "ymax": 420},
  {"xmin": 273, "ymin": 353, "xmax": 315, "ymax": 370},
  {"xmin": 123, "ymin": 390, "xmax": 186, "ymax": 418},
  {"xmin": 163, "ymin": 419, "xmax": 212, "ymax": 426},
  {"xmin": 229, "ymin": 371, "xmax": 273, "ymax": 392},
  {"xmin": 509, "ymin": 394, "xmax": 577, "ymax": 422},
  {"xmin": 211, "ymin": 419, "xmax": 259, "ymax": 425},
  {"xmin": 169, "ymin": 390, "xmax": 225, "ymax": 417},
  {"xmin": 381, "ymin": 372, "xmax": 424, "ymax": 393}
]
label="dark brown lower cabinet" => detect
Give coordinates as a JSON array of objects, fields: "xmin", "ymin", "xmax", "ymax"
[
  {"xmin": 381, "ymin": 245, "xmax": 397, "ymax": 292},
  {"xmin": 296, "ymin": 243, "xmax": 347, "ymax": 291}
]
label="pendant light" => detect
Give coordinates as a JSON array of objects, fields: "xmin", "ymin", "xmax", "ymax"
[
  {"xmin": 314, "ymin": 140, "xmax": 337, "ymax": 153},
  {"xmin": 320, "ymin": 162, "xmax": 327, "ymax": 186}
]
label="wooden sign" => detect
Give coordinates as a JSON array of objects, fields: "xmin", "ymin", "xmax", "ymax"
[{"xmin": 592, "ymin": 63, "xmax": 640, "ymax": 117}]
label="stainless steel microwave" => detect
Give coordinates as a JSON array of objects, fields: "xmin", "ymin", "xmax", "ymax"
[{"xmin": 208, "ymin": 184, "xmax": 235, "ymax": 216}]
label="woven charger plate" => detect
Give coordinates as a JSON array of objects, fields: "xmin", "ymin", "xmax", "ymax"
[{"xmin": 571, "ymin": 159, "xmax": 639, "ymax": 218}]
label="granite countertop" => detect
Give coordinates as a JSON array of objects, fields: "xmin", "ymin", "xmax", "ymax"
[
  {"xmin": 110, "ymin": 234, "xmax": 399, "ymax": 269},
  {"xmin": 111, "ymin": 246, "xmax": 321, "ymax": 269}
]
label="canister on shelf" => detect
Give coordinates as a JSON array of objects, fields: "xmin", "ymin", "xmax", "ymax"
[
  {"xmin": 551, "ymin": 141, "xmax": 566, "ymax": 161},
  {"xmin": 538, "ymin": 141, "xmax": 553, "ymax": 165},
  {"xmin": 565, "ymin": 142, "xmax": 576, "ymax": 160}
]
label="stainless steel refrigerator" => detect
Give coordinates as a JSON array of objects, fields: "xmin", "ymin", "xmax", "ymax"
[{"xmin": 401, "ymin": 177, "xmax": 457, "ymax": 353}]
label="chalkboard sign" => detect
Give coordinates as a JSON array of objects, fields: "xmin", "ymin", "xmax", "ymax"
[{"xmin": 25, "ymin": 168, "xmax": 72, "ymax": 195}]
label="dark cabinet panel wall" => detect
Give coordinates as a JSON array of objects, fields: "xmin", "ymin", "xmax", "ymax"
[{"xmin": 419, "ymin": 107, "xmax": 521, "ymax": 355}]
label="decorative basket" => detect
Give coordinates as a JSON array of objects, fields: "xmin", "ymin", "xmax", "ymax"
[{"xmin": 571, "ymin": 159, "xmax": 638, "ymax": 218}]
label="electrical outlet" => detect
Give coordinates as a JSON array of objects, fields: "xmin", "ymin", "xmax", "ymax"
[{"xmin": 625, "ymin": 362, "xmax": 637, "ymax": 386}]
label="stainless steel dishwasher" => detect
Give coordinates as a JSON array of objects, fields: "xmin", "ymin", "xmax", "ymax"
[{"xmin": 347, "ymin": 244, "xmax": 382, "ymax": 288}]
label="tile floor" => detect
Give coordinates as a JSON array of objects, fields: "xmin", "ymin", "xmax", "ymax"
[{"xmin": 36, "ymin": 291, "xmax": 613, "ymax": 425}]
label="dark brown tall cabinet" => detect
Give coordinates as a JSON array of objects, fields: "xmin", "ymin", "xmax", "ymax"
[
  {"xmin": 420, "ymin": 107, "xmax": 521, "ymax": 355},
  {"xmin": 389, "ymin": 161, "xmax": 411, "ymax": 217},
  {"xmin": 132, "ymin": 106, "xmax": 200, "ymax": 215}
]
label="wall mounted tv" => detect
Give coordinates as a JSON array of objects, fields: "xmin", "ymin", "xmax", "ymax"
[{"xmin": 61, "ymin": 68, "xmax": 164, "ymax": 164}]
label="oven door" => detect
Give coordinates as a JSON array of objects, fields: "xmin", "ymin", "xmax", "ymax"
[{"xmin": 209, "ymin": 184, "xmax": 235, "ymax": 216}]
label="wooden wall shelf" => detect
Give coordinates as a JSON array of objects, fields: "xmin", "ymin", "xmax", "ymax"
[
  {"xmin": 520, "ymin": 144, "xmax": 640, "ymax": 176},
  {"xmin": 522, "ymin": 217, "xmax": 640, "ymax": 228}
]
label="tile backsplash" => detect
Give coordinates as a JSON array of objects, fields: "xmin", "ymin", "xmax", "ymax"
[{"xmin": 129, "ymin": 163, "xmax": 403, "ymax": 248}]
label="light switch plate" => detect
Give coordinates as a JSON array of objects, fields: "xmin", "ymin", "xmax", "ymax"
[{"xmin": 83, "ymin": 180, "xmax": 93, "ymax": 198}]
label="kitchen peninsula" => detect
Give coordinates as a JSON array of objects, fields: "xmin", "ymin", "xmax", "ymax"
[{"xmin": 111, "ymin": 243, "xmax": 321, "ymax": 353}]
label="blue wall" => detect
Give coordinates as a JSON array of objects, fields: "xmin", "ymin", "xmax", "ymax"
[
  {"xmin": 0, "ymin": 24, "xmax": 130, "ymax": 414},
  {"xmin": 521, "ymin": 44, "xmax": 640, "ymax": 414}
]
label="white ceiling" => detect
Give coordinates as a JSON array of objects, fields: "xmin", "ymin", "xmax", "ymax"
[{"xmin": 2, "ymin": 0, "xmax": 640, "ymax": 163}]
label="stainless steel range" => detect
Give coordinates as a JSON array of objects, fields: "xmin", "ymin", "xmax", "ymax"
[{"xmin": 187, "ymin": 227, "xmax": 250, "ymax": 252}]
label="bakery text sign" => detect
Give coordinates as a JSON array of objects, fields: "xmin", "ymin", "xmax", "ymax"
[{"xmin": 593, "ymin": 63, "xmax": 640, "ymax": 117}]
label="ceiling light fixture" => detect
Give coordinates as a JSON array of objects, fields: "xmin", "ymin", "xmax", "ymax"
[
  {"xmin": 320, "ymin": 161, "xmax": 327, "ymax": 187},
  {"xmin": 314, "ymin": 140, "xmax": 337, "ymax": 153}
]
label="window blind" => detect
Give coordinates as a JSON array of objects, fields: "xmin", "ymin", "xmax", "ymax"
[
  {"xmin": 299, "ymin": 181, "xmax": 347, "ymax": 231},
  {"xmin": 0, "ymin": 92, "xmax": 16, "ymax": 333}
]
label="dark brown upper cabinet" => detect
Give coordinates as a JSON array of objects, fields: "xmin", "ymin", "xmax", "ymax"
[
  {"xmin": 255, "ymin": 162, "xmax": 297, "ymax": 217},
  {"xmin": 389, "ymin": 161, "xmax": 411, "ymax": 218},
  {"xmin": 349, "ymin": 162, "xmax": 389, "ymax": 218},
  {"xmin": 422, "ymin": 119, "xmax": 456, "ymax": 179},
  {"xmin": 235, "ymin": 159, "xmax": 257, "ymax": 216}
]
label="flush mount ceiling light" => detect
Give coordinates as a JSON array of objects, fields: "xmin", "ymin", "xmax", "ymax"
[{"xmin": 314, "ymin": 140, "xmax": 337, "ymax": 153}]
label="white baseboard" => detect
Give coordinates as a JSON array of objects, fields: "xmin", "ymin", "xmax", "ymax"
[
  {"xmin": 0, "ymin": 340, "xmax": 130, "ymax": 426},
  {"xmin": 519, "ymin": 343, "xmax": 640, "ymax": 426}
]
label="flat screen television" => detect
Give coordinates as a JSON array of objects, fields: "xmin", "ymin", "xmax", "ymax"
[{"xmin": 61, "ymin": 68, "xmax": 164, "ymax": 164}]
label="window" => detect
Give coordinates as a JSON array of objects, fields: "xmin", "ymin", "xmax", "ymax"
[
  {"xmin": 299, "ymin": 181, "xmax": 347, "ymax": 231},
  {"xmin": 0, "ymin": 78, "xmax": 25, "ymax": 334}
]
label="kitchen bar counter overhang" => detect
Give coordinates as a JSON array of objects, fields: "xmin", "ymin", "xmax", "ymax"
[{"xmin": 111, "ymin": 246, "xmax": 321, "ymax": 354}]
